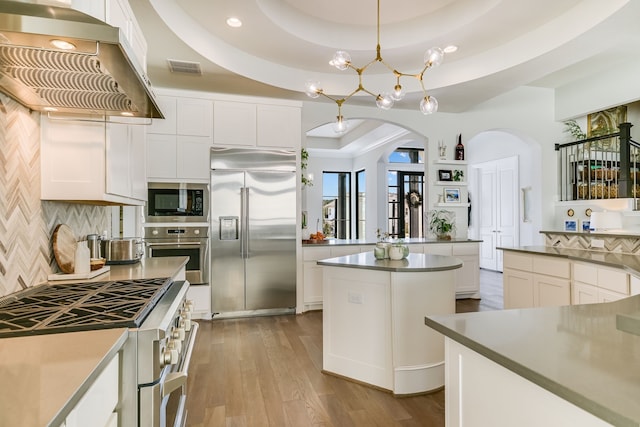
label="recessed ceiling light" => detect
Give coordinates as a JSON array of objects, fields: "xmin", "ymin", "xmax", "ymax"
[
  {"xmin": 226, "ymin": 17, "xmax": 242, "ymax": 28},
  {"xmin": 443, "ymin": 45, "xmax": 458, "ymax": 54},
  {"xmin": 50, "ymin": 39, "xmax": 76, "ymax": 50}
]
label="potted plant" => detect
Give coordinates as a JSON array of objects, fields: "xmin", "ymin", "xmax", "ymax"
[{"xmin": 427, "ymin": 210, "xmax": 456, "ymax": 240}]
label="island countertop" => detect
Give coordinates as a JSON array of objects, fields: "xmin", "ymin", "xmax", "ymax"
[
  {"xmin": 425, "ymin": 296, "xmax": 640, "ymax": 427},
  {"xmin": 498, "ymin": 245, "xmax": 640, "ymax": 277},
  {"xmin": 303, "ymin": 237, "xmax": 481, "ymax": 246},
  {"xmin": 317, "ymin": 252, "xmax": 463, "ymax": 272}
]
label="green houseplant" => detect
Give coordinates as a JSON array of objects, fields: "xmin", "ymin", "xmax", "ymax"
[{"xmin": 427, "ymin": 210, "xmax": 456, "ymax": 240}]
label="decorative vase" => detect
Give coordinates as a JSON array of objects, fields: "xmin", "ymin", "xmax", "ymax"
[
  {"xmin": 389, "ymin": 245, "xmax": 404, "ymax": 260},
  {"xmin": 374, "ymin": 245, "xmax": 386, "ymax": 259},
  {"xmin": 437, "ymin": 233, "xmax": 452, "ymax": 240},
  {"xmin": 376, "ymin": 242, "xmax": 390, "ymax": 259}
]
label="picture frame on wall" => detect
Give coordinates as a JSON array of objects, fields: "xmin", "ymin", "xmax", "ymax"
[
  {"xmin": 581, "ymin": 220, "xmax": 591, "ymax": 232},
  {"xmin": 438, "ymin": 169, "xmax": 453, "ymax": 181},
  {"xmin": 444, "ymin": 188, "xmax": 460, "ymax": 203},
  {"xmin": 564, "ymin": 220, "xmax": 578, "ymax": 232}
]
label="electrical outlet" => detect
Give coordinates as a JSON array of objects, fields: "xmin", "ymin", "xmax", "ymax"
[
  {"xmin": 348, "ymin": 291, "xmax": 363, "ymax": 304},
  {"xmin": 591, "ymin": 238, "xmax": 605, "ymax": 249}
]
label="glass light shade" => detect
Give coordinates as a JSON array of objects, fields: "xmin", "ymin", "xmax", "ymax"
[
  {"xmin": 391, "ymin": 84, "xmax": 404, "ymax": 101},
  {"xmin": 424, "ymin": 47, "xmax": 444, "ymax": 67},
  {"xmin": 333, "ymin": 116, "xmax": 348, "ymax": 134},
  {"xmin": 376, "ymin": 93, "xmax": 394, "ymax": 110},
  {"xmin": 420, "ymin": 96, "xmax": 438, "ymax": 114},
  {"xmin": 331, "ymin": 50, "xmax": 351, "ymax": 70},
  {"xmin": 305, "ymin": 80, "xmax": 321, "ymax": 98}
]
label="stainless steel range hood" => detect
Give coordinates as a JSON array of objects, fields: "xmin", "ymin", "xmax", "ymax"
[{"xmin": 0, "ymin": 1, "xmax": 164, "ymax": 118}]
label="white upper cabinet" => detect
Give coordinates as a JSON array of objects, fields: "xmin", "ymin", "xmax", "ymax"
[
  {"xmin": 213, "ymin": 101, "xmax": 257, "ymax": 146},
  {"xmin": 177, "ymin": 98, "xmax": 213, "ymax": 138},
  {"xmin": 257, "ymin": 104, "xmax": 301, "ymax": 148},
  {"xmin": 148, "ymin": 96, "xmax": 177, "ymax": 134},
  {"xmin": 41, "ymin": 116, "xmax": 147, "ymax": 205},
  {"xmin": 145, "ymin": 96, "xmax": 213, "ymax": 182},
  {"xmin": 71, "ymin": 0, "xmax": 148, "ymax": 72},
  {"xmin": 213, "ymin": 100, "xmax": 301, "ymax": 148}
]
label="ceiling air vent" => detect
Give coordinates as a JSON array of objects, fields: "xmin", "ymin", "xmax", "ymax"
[{"xmin": 167, "ymin": 59, "xmax": 202, "ymax": 75}]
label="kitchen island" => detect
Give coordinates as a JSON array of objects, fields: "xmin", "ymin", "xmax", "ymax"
[
  {"xmin": 319, "ymin": 252, "xmax": 462, "ymax": 395},
  {"xmin": 425, "ymin": 295, "xmax": 640, "ymax": 426}
]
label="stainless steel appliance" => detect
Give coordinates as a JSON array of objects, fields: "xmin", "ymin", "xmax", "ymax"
[
  {"xmin": 146, "ymin": 183, "xmax": 209, "ymax": 223},
  {"xmin": 0, "ymin": 277, "xmax": 198, "ymax": 427},
  {"xmin": 210, "ymin": 147, "xmax": 296, "ymax": 315},
  {"xmin": 144, "ymin": 226, "xmax": 209, "ymax": 286},
  {"xmin": 102, "ymin": 237, "xmax": 144, "ymax": 264},
  {"xmin": 0, "ymin": 1, "xmax": 163, "ymax": 118}
]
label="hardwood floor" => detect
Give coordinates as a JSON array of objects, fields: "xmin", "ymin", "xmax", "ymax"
[{"xmin": 186, "ymin": 269, "xmax": 504, "ymax": 426}]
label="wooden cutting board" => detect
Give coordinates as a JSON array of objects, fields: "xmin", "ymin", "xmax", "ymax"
[{"xmin": 52, "ymin": 224, "xmax": 77, "ymax": 274}]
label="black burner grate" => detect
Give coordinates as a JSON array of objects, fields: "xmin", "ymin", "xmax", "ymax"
[{"xmin": 0, "ymin": 278, "xmax": 173, "ymax": 338}]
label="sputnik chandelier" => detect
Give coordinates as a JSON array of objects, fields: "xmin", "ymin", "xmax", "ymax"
[{"xmin": 304, "ymin": 0, "xmax": 445, "ymax": 133}]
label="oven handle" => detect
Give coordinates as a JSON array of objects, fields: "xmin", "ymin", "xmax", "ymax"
[
  {"xmin": 162, "ymin": 321, "xmax": 199, "ymax": 398},
  {"xmin": 146, "ymin": 241, "xmax": 203, "ymax": 247}
]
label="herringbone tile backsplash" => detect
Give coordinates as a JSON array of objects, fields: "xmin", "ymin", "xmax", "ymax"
[{"xmin": 0, "ymin": 95, "xmax": 111, "ymax": 297}]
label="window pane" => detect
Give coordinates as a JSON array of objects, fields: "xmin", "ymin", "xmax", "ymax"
[
  {"xmin": 323, "ymin": 172, "xmax": 351, "ymax": 239},
  {"xmin": 356, "ymin": 170, "xmax": 366, "ymax": 239}
]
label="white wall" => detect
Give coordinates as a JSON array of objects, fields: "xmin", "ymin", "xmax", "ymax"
[
  {"xmin": 302, "ymin": 86, "xmax": 561, "ymax": 241},
  {"xmin": 467, "ymin": 131, "xmax": 541, "ymax": 246}
]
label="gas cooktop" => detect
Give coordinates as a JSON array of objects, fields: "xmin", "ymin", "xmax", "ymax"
[{"xmin": 0, "ymin": 277, "xmax": 174, "ymax": 338}]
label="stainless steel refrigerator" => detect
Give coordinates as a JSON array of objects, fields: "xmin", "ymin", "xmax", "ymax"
[{"xmin": 210, "ymin": 147, "xmax": 296, "ymax": 314}]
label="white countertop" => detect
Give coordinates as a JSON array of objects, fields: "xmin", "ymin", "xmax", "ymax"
[
  {"xmin": 46, "ymin": 256, "xmax": 189, "ymax": 285},
  {"xmin": 317, "ymin": 252, "xmax": 463, "ymax": 272},
  {"xmin": 0, "ymin": 328, "xmax": 128, "ymax": 427}
]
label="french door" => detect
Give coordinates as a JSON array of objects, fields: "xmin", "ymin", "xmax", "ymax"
[{"xmin": 388, "ymin": 171, "xmax": 424, "ymax": 239}]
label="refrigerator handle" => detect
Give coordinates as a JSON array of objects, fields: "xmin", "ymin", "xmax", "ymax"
[
  {"xmin": 241, "ymin": 187, "xmax": 250, "ymax": 258},
  {"xmin": 244, "ymin": 187, "xmax": 250, "ymax": 258}
]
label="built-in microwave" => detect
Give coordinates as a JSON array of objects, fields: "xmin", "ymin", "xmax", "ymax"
[{"xmin": 146, "ymin": 182, "xmax": 209, "ymax": 223}]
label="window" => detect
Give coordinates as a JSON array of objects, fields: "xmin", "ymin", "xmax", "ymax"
[
  {"xmin": 388, "ymin": 148, "xmax": 424, "ymax": 164},
  {"xmin": 323, "ymin": 172, "xmax": 351, "ymax": 239},
  {"xmin": 356, "ymin": 170, "xmax": 366, "ymax": 239}
]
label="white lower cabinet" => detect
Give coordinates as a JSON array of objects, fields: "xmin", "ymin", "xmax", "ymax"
[
  {"xmin": 187, "ymin": 284, "xmax": 212, "ymax": 319},
  {"xmin": 572, "ymin": 262, "xmax": 630, "ymax": 304},
  {"xmin": 503, "ymin": 253, "xmax": 634, "ymax": 308},
  {"xmin": 503, "ymin": 252, "xmax": 570, "ymax": 309},
  {"xmin": 63, "ymin": 355, "xmax": 119, "ymax": 427},
  {"xmin": 302, "ymin": 245, "xmax": 373, "ymax": 312}
]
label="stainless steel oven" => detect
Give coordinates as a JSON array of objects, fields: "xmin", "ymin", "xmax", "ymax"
[
  {"xmin": 146, "ymin": 183, "xmax": 209, "ymax": 223},
  {"xmin": 144, "ymin": 226, "xmax": 209, "ymax": 286}
]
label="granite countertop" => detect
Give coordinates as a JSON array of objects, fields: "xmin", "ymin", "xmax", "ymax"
[
  {"xmin": 317, "ymin": 252, "xmax": 463, "ymax": 272},
  {"xmin": 0, "ymin": 328, "xmax": 128, "ymax": 426},
  {"xmin": 425, "ymin": 296, "xmax": 640, "ymax": 427},
  {"xmin": 498, "ymin": 245, "xmax": 640, "ymax": 277},
  {"xmin": 303, "ymin": 237, "xmax": 481, "ymax": 247},
  {"xmin": 47, "ymin": 256, "xmax": 189, "ymax": 285}
]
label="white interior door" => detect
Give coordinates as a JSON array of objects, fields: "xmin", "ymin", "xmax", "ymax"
[{"xmin": 475, "ymin": 156, "xmax": 519, "ymax": 272}]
